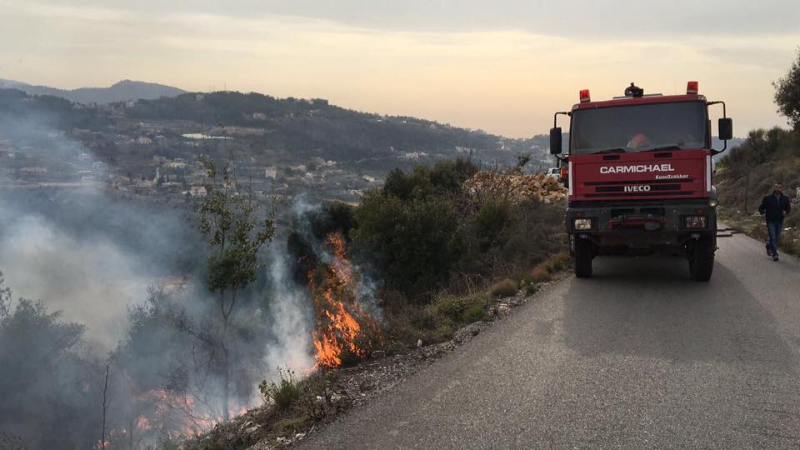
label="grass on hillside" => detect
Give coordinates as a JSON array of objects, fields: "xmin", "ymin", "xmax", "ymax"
[{"xmin": 718, "ymin": 206, "xmax": 800, "ymax": 257}]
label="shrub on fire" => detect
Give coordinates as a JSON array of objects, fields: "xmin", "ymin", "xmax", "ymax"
[{"xmin": 309, "ymin": 233, "xmax": 382, "ymax": 369}]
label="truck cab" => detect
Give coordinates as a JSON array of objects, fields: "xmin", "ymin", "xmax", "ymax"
[{"xmin": 550, "ymin": 82, "xmax": 733, "ymax": 281}]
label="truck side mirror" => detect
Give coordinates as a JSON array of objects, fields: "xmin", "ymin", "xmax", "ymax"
[
  {"xmin": 550, "ymin": 127, "xmax": 562, "ymax": 155},
  {"xmin": 718, "ymin": 118, "xmax": 732, "ymax": 141}
]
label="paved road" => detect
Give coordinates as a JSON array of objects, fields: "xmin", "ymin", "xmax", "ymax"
[{"xmin": 299, "ymin": 232, "xmax": 800, "ymax": 449}]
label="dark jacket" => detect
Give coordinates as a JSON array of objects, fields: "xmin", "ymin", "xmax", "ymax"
[{"xmin": 759, "ymin": 193, "xmax": 791, "ymax": 222}]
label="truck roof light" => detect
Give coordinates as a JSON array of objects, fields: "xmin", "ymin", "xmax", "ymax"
[
  {"xmin": 579, "ymin": 89, "xmax": 591, "ymax": 103},
  {"xmin": 687, "ymin": 81, "xmax": 698, "ymax": 94},
  {"xmin": 624, "ymin": 83, "xmax": 644, "ymax": 97}
]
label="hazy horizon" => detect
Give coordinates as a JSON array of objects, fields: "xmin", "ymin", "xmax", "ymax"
[{"xmin": 2, "ymin": 0, "xmax": 799, "ymax": 137}]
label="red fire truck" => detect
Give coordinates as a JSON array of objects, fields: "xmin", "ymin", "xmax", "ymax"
[{"xmin": 550, "ymin": 82, "xmax": 733, "ymax": 281}]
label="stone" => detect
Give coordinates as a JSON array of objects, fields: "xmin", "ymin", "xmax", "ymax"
[{"xmin": 452, "ymin": 322, "xmax": 484, "ymax": 345}]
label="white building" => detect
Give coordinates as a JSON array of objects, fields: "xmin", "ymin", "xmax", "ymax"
[{"xmin": 189, "ymin": 186, "xmax": 208, "ymax": 197}]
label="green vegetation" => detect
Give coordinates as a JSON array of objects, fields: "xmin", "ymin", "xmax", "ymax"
[
  {"xmin": 197, "ymin": 156, "xmax": 277, "ymax": 421},
  {"xmin": 122, "ymin": 91, "xmax": 532, "ymax": 167},
  {"xmin": 346, "ymin": 157, "xmax": 568, "ymax": 346},
  {"xmin": 258, "ymin": 369, "xmax": 301, "ymax": 411},
  {"xmin": 774, "ymin": 48, "xmax": 800, "ymax": 131},
  {"xmin": 353, "ymin": 158, "xmax": 565, "ymax": 301}
]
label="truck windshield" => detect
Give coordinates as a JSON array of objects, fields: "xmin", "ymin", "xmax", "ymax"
[{"xmin": 570, "ymin": 101, "xmax": 707, "ymax": 155}]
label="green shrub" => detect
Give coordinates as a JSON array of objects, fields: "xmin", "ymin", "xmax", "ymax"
[
  {"xmin": 353, "ymin": 190, "xmax": 463, "ymax": 298},
  {"xmin": 489, "ymin": 279, "xmax": 518, "ymax": 298},
  {"xmin": 434, "ymin": 295, "xmax": 468, "ymax": 321},
  {"xmin": 259, "ymin": 368, "xmax": 301, "ymax": 411},
  {"xmin": 475, "ymin": 199, "xmax": 512, "ymax": 250},
  {"xmin": 462, "ymin": 304, "xmax": 486, "ymax": 323},
  {"xmin": 433, "ymin": 293, "xmax": 488, "ymax": 323},
  {"xmin": 429, "ymin": 158, "xmax": 479, "ymax": 195},
  {"xmin": 434, "ymin": 324, "xmax": 454, "ymax": 341}
]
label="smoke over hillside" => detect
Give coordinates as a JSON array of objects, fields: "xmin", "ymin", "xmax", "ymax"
[{"xmin": 0, "ymin": 114, "xmax": 330, "ymax": 448}]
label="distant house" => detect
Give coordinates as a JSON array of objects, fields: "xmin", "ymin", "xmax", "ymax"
[
  {"xmin": 189, "ymin": 186, "xmax": 207, "ymax": 197},
  {"xmin": 137, "ymin": 136, "xmax": 153, "ymax": 145},
  {"xmin": 252, "ymin": 112, "xmax": 267, "ymax": 120},
  {"xmin": 166, "ymin": 161, "xmax": 187, "ymax": 170},
  {"xmin": 265, "ymin": 167, "xmax": 278, "ymax": 180},
  {"xmin": 20, "ymin": 167, "xmax": 48, "ymax": 174}
]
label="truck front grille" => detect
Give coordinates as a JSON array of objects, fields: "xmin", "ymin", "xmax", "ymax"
[{"xmin": 583, "ymin": 178, "xmax": 695, "ymax": 198}]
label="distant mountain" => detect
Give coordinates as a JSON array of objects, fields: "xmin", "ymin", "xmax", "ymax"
[
  {"xmin": 0, "ymin": 79, "xmax": 186, "ymax": 104},
  {"xmin": 0, "ymin": 88, "xmax": 551, "ymax": 174}
]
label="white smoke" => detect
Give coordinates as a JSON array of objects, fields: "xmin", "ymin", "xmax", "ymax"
[
  {"xmin": 262, "ymin": 246, "xmax": 315, "ymax": 377},
  {"xmin": 0, "ymin": 211, "xmax": 150, "ymax": 350}
]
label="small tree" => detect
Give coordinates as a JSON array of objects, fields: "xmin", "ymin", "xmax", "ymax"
[
  {"xmin": 197, "ymin": 155, "xmax": 275, "ymax": 421},
  {"xmin": 774, "ymin": 48, "xmax": 800, "ymax": 130},
  {"xmin": 0, "ymin": 271, "xmax": 11, "ymax": 319}
]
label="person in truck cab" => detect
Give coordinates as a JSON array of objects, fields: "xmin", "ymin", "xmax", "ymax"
[
  {"xmin": 626, "ymin": 133, "xmax": 651, "ymax": 149},
  {"xmin": 759, "ymin": 182, "xmax": 791, "ymax": 261}
]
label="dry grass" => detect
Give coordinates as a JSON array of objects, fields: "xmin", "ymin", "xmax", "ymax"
[{"xmin": 489, "ymin": 279, "xmax": 518, "ymax": 298}]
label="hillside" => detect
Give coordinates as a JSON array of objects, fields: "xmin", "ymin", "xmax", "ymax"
[
  {"xmin": 124, "ymin": 91, "xmax": 550, "ymax": 168},
  {"xmin": 0, "ymin": 79, "xmax": 186, "ymax": 104},
  {"xmin": 716, "ymin": 127, "xmax": 800, "ymax": 255},
  {"xmin": 0, "ymin": 88, "xmax": 552, "ymax": 203}
]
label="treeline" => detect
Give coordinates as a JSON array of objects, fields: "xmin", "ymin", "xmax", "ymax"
[
  {"xmin": 717, "ymin": 127, "xmax": 800, "ymax": 211},
  {"xmin": 125, "ymin": 91, "xmax": 527, "ymax": 163},
  {"xmin": 0, "ymin": 88, "xmax": 113, "ymax": 130},
  {"xmin": 716, "ymin": 128, "xmax": 800, "ymax": 255}
]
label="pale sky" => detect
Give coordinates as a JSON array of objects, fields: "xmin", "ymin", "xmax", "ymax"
[{"xmin": 1, "ymin": 0, "xmax": 799, "ymax": 137}]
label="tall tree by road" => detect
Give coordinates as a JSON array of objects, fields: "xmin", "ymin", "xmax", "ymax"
[
  {"xmin": 198, "ymin": 154, "xmax": 276, "ymax": 421},
  {"xmin": 774, "ymin": 48, "xmax": 800, "ymax": 131}
]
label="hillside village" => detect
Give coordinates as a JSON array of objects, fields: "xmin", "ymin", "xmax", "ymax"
[{"xmin": 0, "ymin": 89, "xmax": 553, "ymax": 206}]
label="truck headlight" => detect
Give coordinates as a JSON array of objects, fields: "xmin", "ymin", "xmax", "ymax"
[
  {"xmin": 684, "ymin": 215, "xmax": 707, "ymax": 229},
  {"xmin": 574, "ymin": 218, "xmax": 592, "ymax": 230},
  {"xmin": 709, "ymin": 199, "xmax": 718, "ymax": 208}
]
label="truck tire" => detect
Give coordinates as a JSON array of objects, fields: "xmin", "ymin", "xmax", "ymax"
[
  {"xmin": 689, "ymin": 237, "xmax": 714, "ymax": 281},
  {"xmin": 574, "ymin": 238, "xmax": 593, "ymax": 278}
]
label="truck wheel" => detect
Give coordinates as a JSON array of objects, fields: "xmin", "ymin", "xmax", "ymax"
[
  {"xmin": 574, "ymin": 238, "xmax": 593, "ymax": 278},
  {"xmin": 689, "ymin": 237, "xmax": 714, "ymax": 281}
]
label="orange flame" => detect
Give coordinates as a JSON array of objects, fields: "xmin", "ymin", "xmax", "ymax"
[{"xmin": 309, "ymin": 232, "xmax": 381, "ymax": 369}]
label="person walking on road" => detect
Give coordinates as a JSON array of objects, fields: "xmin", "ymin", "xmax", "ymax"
[{"xmin": 759, "ymin": 182, "xmax": 791, "ymax": 261}]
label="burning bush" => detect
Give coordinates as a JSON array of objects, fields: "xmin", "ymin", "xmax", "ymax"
[{"xmin": 309, "ymin": 233, "xmax": 383, "ymax": 369}]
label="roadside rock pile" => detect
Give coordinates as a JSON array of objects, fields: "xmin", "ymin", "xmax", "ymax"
[{"xmin": 464, "ymin": 171, "xmax": 567, "ymax": 204}]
